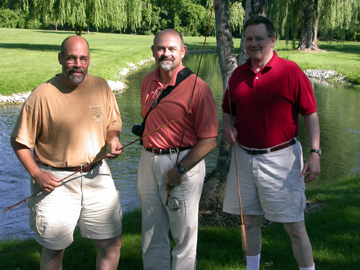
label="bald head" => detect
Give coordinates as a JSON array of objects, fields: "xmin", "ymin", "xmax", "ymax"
[
  {"xmin": 154, "ymin": 29, "xmax": 184, "ymax": 48},
  {"xmin": 61, "ymin": 36, "xmax": 89, "ymax": 55}
]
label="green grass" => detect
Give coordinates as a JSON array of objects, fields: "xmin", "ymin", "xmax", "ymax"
[
  {"xmin": 274, "ymin": 40, "xmax": 360, "ymax": 86},
  {"xmin": 0, "ymin": 28, "xmax": 217, "ymax": 96},
  {"xmin": 1, "ymin": 173, "xmax": 359, "ymax": 269},
  {"xmin": 0, "ymin": 28, "xmax": 360, "ymax": 96}
]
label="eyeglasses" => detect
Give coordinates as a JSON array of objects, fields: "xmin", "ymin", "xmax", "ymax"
[{"xmin": 62, "ymin": 54, "xmax": 89, "ymax": 64}]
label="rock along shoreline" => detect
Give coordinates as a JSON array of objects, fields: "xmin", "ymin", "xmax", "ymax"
[{"xmin": 0, "ymin": 65, "xmax": 346, "ymax": 106}]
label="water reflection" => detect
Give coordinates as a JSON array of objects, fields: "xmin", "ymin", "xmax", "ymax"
[{"xmin": 1, "ymin": 54, "xmax": 360, "ymax": 240}]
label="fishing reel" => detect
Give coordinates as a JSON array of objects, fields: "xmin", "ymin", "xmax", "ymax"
[{"xmin": 166, "ymin": 195, "xmax": 180, "ymax": 211}]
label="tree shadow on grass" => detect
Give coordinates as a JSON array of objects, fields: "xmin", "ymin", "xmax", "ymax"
[
  {"xmin": 0, "ymin": 43, "xmax": 60, "ymax": 52},
  {"xmin": 0, "ymin": 43, "xmax": 101, "ymax": 52}
]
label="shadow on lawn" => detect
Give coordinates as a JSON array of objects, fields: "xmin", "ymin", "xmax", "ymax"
[{"xmin": 0, "ymin": 43, "xmax": 101, "ymax": 52}]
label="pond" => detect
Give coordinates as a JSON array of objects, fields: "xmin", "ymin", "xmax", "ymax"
[{"xmin": 1, "ymin": 54, "xmax": 360, "ymax": 240}]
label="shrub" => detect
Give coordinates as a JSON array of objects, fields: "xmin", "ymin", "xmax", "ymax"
[
  {"xmin": 0, "ymin": 8, "xmax": 18, "ymax": 28},
  {"xmin": 25, "ymin": 19, "xmax": 42, "ymax": 29}
]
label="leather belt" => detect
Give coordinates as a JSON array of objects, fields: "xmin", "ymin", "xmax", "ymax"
[
  {"xmin": 241, "ymin": 138, "xmax": 297, "ymax": 155},
  {"xmin": 145, "ymin": 146, "xmax": 192, "ymax": 155},
  {"xmin": 54, "ymin": 160, "xmax": 103, "ymax": 172}
]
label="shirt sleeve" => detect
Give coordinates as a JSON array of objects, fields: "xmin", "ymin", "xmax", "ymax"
[
  {"xmin": 11, "ymin": 96, "xmax": 40, "ymax": 149},
  {"xmin": 192, "ymin": 83, "xmax": 219, "ymax": 139},
  {"xmin": 106, "ymin": 82, "xmax": 122, "ymax": 132}
]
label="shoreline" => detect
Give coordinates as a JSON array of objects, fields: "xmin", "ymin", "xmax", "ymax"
[
  {"xmin": 0, "ymin": 57, "xmax": 156, "ymax": 106},
  {"xmin": 0, "ymin": 63, "xmax": 348, "ymax": 106}
]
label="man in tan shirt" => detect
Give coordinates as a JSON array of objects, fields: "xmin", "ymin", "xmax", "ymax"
[{"xmin": 11, "ymin": 36, "xmax": 123, "ymax": 270}]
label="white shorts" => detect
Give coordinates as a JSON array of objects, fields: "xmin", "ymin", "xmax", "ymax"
[
  {"xmin": 28, "ymin": 160, "xmax": 122, "ymax": 250},
  {"xmin": 223, "ymin": 140, "xmax": 306, "ymax": 223}
]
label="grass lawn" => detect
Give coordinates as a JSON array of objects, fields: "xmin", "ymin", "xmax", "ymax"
[
  {"xmin": 1, "ymin": 173, "xmax": 359, "ymax": 269},
  {"xmin": 0, "ymin": 28, "xmax": 359, "ymax": 268},
  {"xmin": 0, "ymin": 28, "xmax": 359, "ymax": 96}
]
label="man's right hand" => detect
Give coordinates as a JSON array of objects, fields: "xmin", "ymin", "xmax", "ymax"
[
  {"xmin": 33, "ymin": 170, "xmax": 61, "ymax": 193},
  {"xmin": 223, "ymin": 126, "xmax": 238, "ymax": 146}
]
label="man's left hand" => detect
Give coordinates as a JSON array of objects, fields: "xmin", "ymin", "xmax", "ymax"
[
  {"xmin": 166, "ymin": 166, "xmax": 185, "ymax": 191},
  {"xmin": 106, "ymin": 138, "xmax": 123, "ymax": 159},
  {"xmin": 300, "ymin": 153, "xmax": 321, "ymax": 183}
]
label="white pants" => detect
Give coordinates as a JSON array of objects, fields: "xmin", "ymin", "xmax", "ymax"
[
  {"xmin": 223, "ymin": 140, "xmax": 306, "ymax": 223},
  {"xmin": 29, "ymin": 160, "xmax": 122, "ymax": 250},
  {"xmin": 137, "ymin": 147, "xmax": 205, "ymax": 270}
]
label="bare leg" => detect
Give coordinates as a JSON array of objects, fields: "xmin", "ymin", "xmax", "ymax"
[
  {"xmin": 40, "ymin": 248, "xmax": 65, "ymax": 270},
  {"xmin": 283, "ymin": 221, "xmax": 314, "ymax": 268},
  {"xmin": 95, "ymin": 235, "xmax": 122, "ymax": 270},
  {"xmin": 243, "ymin": 215, "xmax": 263, "ymax": 256}
]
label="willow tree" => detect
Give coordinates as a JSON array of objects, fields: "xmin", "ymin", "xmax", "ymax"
[
  {"xmin": 31, "ymin": 0, "xmax": 140, "ymax": 35},
  {"xmin": 269, "ymin": 0, "xmax": 360, "ymax": 50}
]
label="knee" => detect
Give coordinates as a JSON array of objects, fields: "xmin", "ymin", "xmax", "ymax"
[
  {"xmin": 243, "ymin": 215, "xmax": 263, "ymax": 231},
  {"xmin": 96, "ymin": 235, "xmax": 122, "ymax": 252},
  {"xmin": 283, "ymin": 222, "xmax": 308, "ymax": 240}
]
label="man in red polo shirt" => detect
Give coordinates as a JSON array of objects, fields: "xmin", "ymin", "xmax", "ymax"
[
  {"xmin": 222, "ymin": 16, "xmax": 320, "ymax": 270},
  {"xmin": 137, "ymin": 29, "xmax": 218, "ymax": 269}
]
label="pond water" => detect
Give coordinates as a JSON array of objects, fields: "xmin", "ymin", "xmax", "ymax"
[{"xmin": 1, "ymin": 54, "xmax": 360, "ymax": 240}]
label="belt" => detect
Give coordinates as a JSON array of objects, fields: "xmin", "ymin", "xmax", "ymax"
[
  {"xmin": 241, "ymin": 138, "xmax": 297, "ymax": 155},
  {"xmin": 145, "ymin": 146, "xmax": 192, "ymax": 155},
  {"xmin": 54, "ymin": 160, "xmax": 103, "ymax": 172}
]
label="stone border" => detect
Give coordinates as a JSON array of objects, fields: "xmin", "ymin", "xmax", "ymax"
[
  {"xmin": 0, "ymin": 60, "xmax": 348, "ymax": 105},
  {"xmin": 0, "ymin": 57, "xmax": 155, "ymax": 106}
]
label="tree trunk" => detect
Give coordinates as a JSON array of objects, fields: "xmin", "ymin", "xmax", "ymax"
[
  {"xmin": 311, "ymin": 9, "xmax": 321, "ymax": 50},
  {"xmin": 312, "ymin": 25, "xmax": 318, "ymax": 49},
  {"xmin": 200, "ymin": 0, "xmax": 269, "ymax": 211},
  {"xmin": 298, "ymin": 1, "xmax": 316, "ymax": 50},
  {"xmin": 74, "ymin": 25, "xmax": 82, "ymax": 36},
  {"xmin": 199, "ymin": 0, "xmax": 237, "ymax": 210}
]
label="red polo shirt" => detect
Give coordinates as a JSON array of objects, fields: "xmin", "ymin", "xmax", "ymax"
[
  {"xmin": 222, "ymin": 52, "xmax": 317, "ymax": 149},
  {"xmin": 141, "ymin": 65, "xmax": 219, "ymax": 149}
]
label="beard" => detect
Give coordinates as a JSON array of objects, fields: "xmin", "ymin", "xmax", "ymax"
[
  {"xmin": 63, "ymin": 66, "xmax": 87, "ymax": 85},
  {"xmin": 159, "ymin": 56, "xmax": 174, "ymax": 71}
]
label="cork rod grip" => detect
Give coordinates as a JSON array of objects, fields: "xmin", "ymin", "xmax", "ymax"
[{"xmin": 241, "ymin": 224, "xmax": 247, "ymax": 252}]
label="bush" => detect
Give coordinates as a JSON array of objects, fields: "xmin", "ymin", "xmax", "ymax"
[
  {"xmin": 17, "ymin": 11, "xmax": 28, "ymax": 28},
  {"xmin": 0, "ymin": 9, "xmax": 18, "ymax": 28},
  {"xmin": 25, "ymin": 19, "xmax": 42, "ymax": 29}
]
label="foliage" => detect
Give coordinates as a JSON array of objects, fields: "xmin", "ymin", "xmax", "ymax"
[
  {"xmin": 269, "ymin": 0, "xmax": 360, "ymax": 46},
  {"xmin": 0, "ymin": 0, "xmax": 245, "ymax": 37},
  {"xmin": 0, "ymin": 8, "xmax": 18, "ymax": 27},
  {"xmin": 318, "ymin": 0, "xmax": 360, "ymax": 41},
  {"xmin": 29, "ymin": 0, "xmax": 129, "ymax": 33},
  {"xmin": 229, "ymin": 1, "xmax": 245, "ymax": 35}
]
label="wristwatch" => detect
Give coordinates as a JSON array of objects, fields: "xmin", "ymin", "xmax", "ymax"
[
  {"xmin": 310, "ymin": 149, "xmax": 322, "ymax": 156},
  {"xmin": 177, "ymin": 163, "xmax": 187, "ymax": 174}
]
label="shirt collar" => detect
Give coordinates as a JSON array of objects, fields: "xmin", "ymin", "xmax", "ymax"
[
  {"xmin": 242, "ymin": 51, "xmax": 279, "ymax": 73},
  {"xmin": 152, "ymin": 65, "xmax": 186, "ymax": 88}
]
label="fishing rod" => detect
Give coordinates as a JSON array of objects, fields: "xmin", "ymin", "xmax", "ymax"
[
  {"xmin": 1, "ymin": 120, "xmax": 174, "ymax": 214},
  {"xmin": 217, "ymin": 0, "xmax": 247, "ymax": 260},
  {"xmin": 166, "ymin": 0, "xmax": 216, "ymax": 206}
]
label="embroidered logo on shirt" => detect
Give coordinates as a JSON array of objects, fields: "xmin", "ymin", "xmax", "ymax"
[{"xmin": 89, "ymin": 106, "xmax": 103, "ymax": 122}]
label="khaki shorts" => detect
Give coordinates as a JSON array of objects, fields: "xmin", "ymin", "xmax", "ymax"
[
  {"xmin": 28, "ymin": 160, "xmax": 122, "ymax": 250},
  {"xmin": 223, "ymin": 140, "xmax": 306, "ymax": 223}
]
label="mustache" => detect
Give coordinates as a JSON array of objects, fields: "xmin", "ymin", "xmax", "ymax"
[
  {"xmin": 68, "ymin": 67, "xmax": 84, "ymax": 74},
  {"xmin": 159, "ymin": 56, "xmax": 174, "ymax": 62}
]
